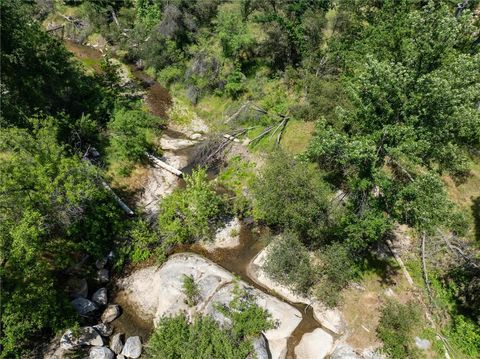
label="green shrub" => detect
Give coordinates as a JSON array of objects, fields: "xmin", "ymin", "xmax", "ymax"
[
  {"xmin": 447, "ymin": 314, "xmax": 480, "ymax": 358},
  {"xmin": 216, "ymin": 283, "xmax": 275, "ymax": 339},
  {"xmin": 377, "ymin": 300, "xmax": 421, "ymax": 359},
  {"xmin": 129, "ymin": 219, "xmax": 159, "ymax": 263},
  {"xmin": 157, "ymin": 65, "xmax": 184, "ymax": 86},
  {"xmin": 225, "ymin": 67, "xmax": 246, "ymax": 99},
  {"xmin": 148, "ymin": 285, "xmax": 273, "ymax": 359},
  {"xmin": 252, "ymin": 151, "xmax": 337, "ymax": 246},
  {"xmin": 147, "ymin": 314, "xmax": 252, "ymax": 359},
  {"xmin": 313, "ymin": 242, "xmax": 357, "ymax": 307},
  {"xmin": 217, "ymin": 156, "xmax": 255, "ymax": 217},
  {"xmin": 263, "ymin": 233, "xmax": 314, "ymax": 295},
  {"xmin": 182, "ymin": 275, "xmax": 200, "ymax": 307},
  {"xmin": 108, "ymin": 108, "xmax": 163, "ymax": 174},
  {"xmin": 158, "ymin": 168, "xmax": 225, "ymax": 245}
]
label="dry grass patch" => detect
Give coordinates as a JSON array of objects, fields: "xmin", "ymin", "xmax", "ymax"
[{"xmin": 339, "ymin": 263, "xmax": 417, "ymax": 351}]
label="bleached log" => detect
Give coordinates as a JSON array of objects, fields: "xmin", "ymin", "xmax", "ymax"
[
  {"xmin": 101, "ymin": 180, "xmax": 134, "ymax": 216},
  {"xmin": 223, "ymin": 134, "xmax": 241, "ymax": 143},
  {"xmin": 146, "ymin": 152, "xmax": 183, "ymax": 177}
]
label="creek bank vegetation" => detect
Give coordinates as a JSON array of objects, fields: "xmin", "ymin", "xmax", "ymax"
[{"xmin": 2, "ymin": 0, "xmax": 480, "ymax": 358}]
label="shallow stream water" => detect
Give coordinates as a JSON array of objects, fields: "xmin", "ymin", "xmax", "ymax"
[{"xmin": 65, "ymin": 40, "xmax": 328, "ymax": 358}]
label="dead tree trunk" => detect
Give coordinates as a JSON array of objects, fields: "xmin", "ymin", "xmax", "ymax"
[
  {"xmin": 101, "ymin": 180, "xmax": 134, "ymax": 215},
  {"xmin": 145, "ymin": 152, "xmax": 183, "ymax": 177}
]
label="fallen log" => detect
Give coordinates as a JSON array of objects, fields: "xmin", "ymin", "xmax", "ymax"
[
  {"xmin": 101, "ymin": 180, "xmax": 134, "ymax": 216},
  {"xmin": 83, "ymin": 157, "xmax": 134, "ymax": 215},
  {"xmin": 146, "ymin": 152, "xmax": 183, "ymax": 177},
  {"xmin": 223, "ymin": 134, "xmax": 241, "ymax": 143}
]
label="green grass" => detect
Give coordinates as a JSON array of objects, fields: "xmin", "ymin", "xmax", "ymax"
[
  {"xmin": 280, "ymin": 120, "xmax": 315, "ymax": 155},
  {"xmin": 404, "ymin": 257, "xmax": 480, "ymax": 358}
]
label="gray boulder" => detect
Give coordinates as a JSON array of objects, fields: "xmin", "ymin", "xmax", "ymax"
[
  {"xmin": 101, "ymin": 305, "xmax": 121, "ymax": 323},
  {"xmin": 89, "ymin": 346, "xmax": 114, "ymax": 359},
  {"xmin": 92, "ymin": 287, "xmax": 108, "ymax": 306},
  {"xmin": 121, "ymin": 336, "xmax": 142, "ymax": 358},
  {"xmin": 331, "ymin": 344, "xmax": 361, "ymax": 359},
  {"xmin": 252, "ymin": 334, "xmax": 269, "ymax": 359},
  {"xmin": 110, "ymin": 333, "xmax": 124, "ymax": 354},
  {"xmin": 67, "ymin": 278, "xmax": 88, "ymax": 298},
  {"xmin": 98, "ymin": 269, "xmax": 109, "ymax": 283},
  {"xmin": 415, "ymin": 337, "xmax": 431, "ymax": 351},
  {"xmin": 95, "ymin": 257, "xmax": 108, "ymax": 270},
  {"xmin": 71, "ymin": 297, "xmax": 98, "ymax": 316},
  {"xmin": 93, "ymin": 323, "xmax": 113, "ymax": 337},
  {"xmin": 116, "ymin": 355, "xmax": 125, "ymax": 359},
  {"xmin": 60, "ymin": 327, "xmax": 103, "ymax": 350}
]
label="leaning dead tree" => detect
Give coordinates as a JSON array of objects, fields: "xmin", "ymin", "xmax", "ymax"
[
  {"xmin": 82, "ymin": 149, "xmax": 134, "ymax": 215},
  {"xmin": 101, "ymin": 180, "xmax": 134, "ymax": 216},
  {"xmin": 224, "ymin": 102, "xmax": 289, "ymax": 147}
]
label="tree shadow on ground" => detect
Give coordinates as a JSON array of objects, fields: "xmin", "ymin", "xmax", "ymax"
[{"xmin": 358, "ymin": 241, "xmax": 401, "ymax": 287}]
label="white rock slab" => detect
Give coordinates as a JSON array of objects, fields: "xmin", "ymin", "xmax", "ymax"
[
  {"xmin": 116, "ymin": 253, "xmax": 302, "ymax": 359},
  {"xmin": 201, "ymin": 217, "xmax": 241, "ymax": 252},
  {"xmin": 160, "ymin": 136, "xmax": 196, "ymax": 151},
  {"xmin": 294, "ymin": 328, "xmax": 334, "ymax": 359},
  {"xmin": 248, "ymin": 244, "xmax": 346, "ymax": 335}
]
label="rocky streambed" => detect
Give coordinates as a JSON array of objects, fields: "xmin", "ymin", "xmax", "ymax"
[{"xmin": 55, "ymin": 41, "xmax": 370, "ymax": 359}]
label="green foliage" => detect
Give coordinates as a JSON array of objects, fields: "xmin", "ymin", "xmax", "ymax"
[
  {"xmin": 158, "ymin": 168, "xmax": 225, "ymax": 245},
  {"xmin": 135, "ymin": 0, "xmax": 161, "ymax": 30},
  {"xmin": 393, "ymin": 173, "xmax": 466, "ymax": 235},
  {"xmin": 216, "ymin": 283, "xmax": 275, "ymax": 339},
  {"xmin": 128, "ymin": 219, "xmax": 159, "ymax": 263},
  {"xmin": 263, "ymin": 233, "xmax": 314, "ymax": 295},
  {"xmin": 217, "ymin": 156, "xmax": 255, "ymax": 217},
  {"xmin": 107, "ymin": 108, "xmax": 163, "ymax": 174},
  {"xmin": 304, "ymin": 1, "xmax": 479, "ymax": 245},
  {"xmin": 147, "ymin": 314, "xmax": 253, "ymax": 359},
  {"xmin": 182, "ymin": 275, "xmax": 200, "ymax": 307},
  {"xmin": 252, "ymin": 151, "xmax": 336, "ymax": 246},
  {"xmin": 0, "ymin": 0, "xmax": 116, "ymax": 129},
  {"xmin": 224, "ymin": 67, "xmax": 246, "ymax": 99},
  {"xmin": 216, "ymin": 5, "xmax": 254, "ymax": 63},
  {"xmin": 447, "ymin": 314, "xmax": 480, "ymax": 358},
  {"xmin": 314, "ymin": 242, "xmax": 357, "ymax": 307},
  {"xmin": 147, "ymin": 286, "xmax": 273, "ymax": 359},
  {"xmin": 377, "ymin": 300, "xmax": 421, "ymax": 359},
  {"xmin": 0, "ymin": 120, "xmax": 123, "ymax": 357}
]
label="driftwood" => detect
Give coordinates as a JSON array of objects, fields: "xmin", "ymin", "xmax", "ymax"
[{"xmin": 146, "ymin": 152, "xmax": 183, "ymax": 177}]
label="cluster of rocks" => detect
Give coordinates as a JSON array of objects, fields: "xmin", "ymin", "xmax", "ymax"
[
  {"xmin": 52, "ymin": 254, "xmax": 143, "ymax": 358},
  {"xmin": 59, "ymin": 328, "xmax": 142, "ymax": 359}
]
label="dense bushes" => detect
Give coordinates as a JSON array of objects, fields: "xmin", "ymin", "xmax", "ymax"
[
  {"xmin": 377, "ymin": 300, "xmax": 421, "ymax": 359},
  {"xmin": 0, "ymin": 121, "xmax": 124, "ymax": 356},
  {"xmin": 263, "ymin": 234, "xmax": 357, "ymax": 307},
  {"xmin": 1, "ymin": 0, "xmax": 115, "ymax": 130},
  {"xmin": 147, "ymin": 286, "xmax": 273, "ymax": 359},
  {"xmin": 263, "ymin": 233, "xmax": 314, "ymax": 295},
  {"xmin": 158, "ymin": 168, "xmax": 226, "ymax": 247},
  {"xmin": 108, "ymin": 108, "xmax": 163, "ymax": 174},
  {"xmin": 252, "ymin": 152, "xmax": 337, "ymax": 247}
]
